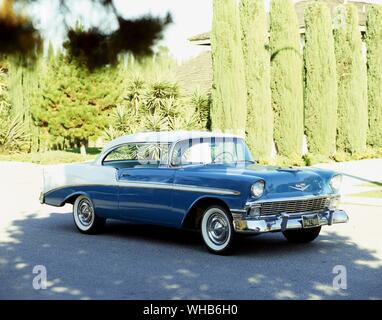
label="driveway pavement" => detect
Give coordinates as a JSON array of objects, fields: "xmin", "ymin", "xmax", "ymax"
[{"xmin": 0, "ymin": 160, "xmax": 381, "ymax": 300}]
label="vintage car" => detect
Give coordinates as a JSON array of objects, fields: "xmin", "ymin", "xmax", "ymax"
[{"xmin": 40, "ymin": 131, "xmax": 349, "ymax": 254}]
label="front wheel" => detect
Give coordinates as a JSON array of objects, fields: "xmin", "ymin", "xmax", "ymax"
[
  {"xmin": 73, "ymin": 195, "xmax": 105, "ymax": 234},
  {"xmin": 201, "ymin": 206, "xmax": 235, "ymax": 254},
  {"xmin": 282, "ymin": 226, "xmax": 321, "ymax": 243}
]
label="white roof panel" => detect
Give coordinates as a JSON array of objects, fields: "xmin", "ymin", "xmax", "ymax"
[{"xmin": 95, "ymin": 131, "xmax": 243, "ymax": 164}]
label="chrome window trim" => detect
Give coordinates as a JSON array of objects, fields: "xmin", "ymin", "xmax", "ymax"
[{"xmin": 100, "ymin": 142, "xmax": 172, "ymax": 167}]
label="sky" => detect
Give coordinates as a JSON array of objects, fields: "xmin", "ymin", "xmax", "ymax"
[
  {"xmin": 28, "ymin": 0, "xmax": 382, "ymax": 62},
  {"xmin": 30, "ymin": 0, "xmax": 214, "ymax": 62}
]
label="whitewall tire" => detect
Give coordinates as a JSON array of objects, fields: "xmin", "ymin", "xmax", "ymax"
[
  {"xmin": 201, "ymin": 206, "xmax": 235, "ymax": 254},
  {"xmin": 73, "ymin": 195, "xmax": 105, "ymax": 234}
]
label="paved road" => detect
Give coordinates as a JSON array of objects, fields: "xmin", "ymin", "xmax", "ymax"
[{"xmin": 0, "ymin": 162, "xmax": 381, "ymax": 299}]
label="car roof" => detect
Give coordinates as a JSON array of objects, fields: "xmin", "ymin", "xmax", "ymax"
[
  {"xmin": 103, "ymin": 131, "xmax": 242, "ymax": 150},
  {"xmin": 95, "ymin": 131, "xmax": 243, "ymax": 164}
]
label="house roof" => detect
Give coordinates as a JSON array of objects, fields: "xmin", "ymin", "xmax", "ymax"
[
  {"xmin": 189, "ymin": 0, "xmax": 372, "ymax": 45},
  {"xmin": 175, "ymin": 50, "xmax": 212, "ymax": 95}
]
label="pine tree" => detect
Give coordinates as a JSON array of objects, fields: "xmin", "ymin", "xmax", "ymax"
[
  {"xmin": 31, "ymin": 52, "xmax": 123, "ymax": 151},
  {"xmin": 334, "ymin": 4, "xmax": 367, "ymax": 153},
  {"xmin": 366, "ymin": 5, "xmax": 382, "ymax": 148},
  {"xmin": 211, "ymin": 0, "xmax": 247, "ymax": 135},
  {"xmin": 240, "ymin": 0, "xmax": 273, "ymax": 160},
  {"xmin": 269, "ymin": 0, "xmax": 304, "ymax": 158},
  {"xmin": 304, "ymin": 2, "xmax": 337, "ymax": 157}
]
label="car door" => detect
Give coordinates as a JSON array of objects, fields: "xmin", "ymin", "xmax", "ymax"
[{"xmin": 109, "ymin": 143, "xmax": 177, "ymax": 226}]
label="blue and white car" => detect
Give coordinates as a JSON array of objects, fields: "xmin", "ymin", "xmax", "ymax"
[{"xmin": 40, "ymin": 131, "xmax": 349, "ymax": 254}]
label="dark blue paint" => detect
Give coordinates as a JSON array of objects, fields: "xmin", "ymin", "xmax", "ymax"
[{"xmin": 44, "ymin": 163, "xmax": 337, "ymax": 228}]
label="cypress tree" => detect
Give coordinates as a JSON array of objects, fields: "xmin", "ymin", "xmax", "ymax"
[
  {"xmin": 334, "ymin": 4, "xmax": 367, "ymax": 153},
  {"xmin": 366, "ymin": 5, "xmax": 382, "ymax": 148},
  {"xmin": 304, "ymin": 2, "xmax": 337, "ymax": 157},
  {"xmin": 269, "ymin": 0, "xmax": 304, "ymax": 157},
  {"xmin": 211, "ymin": 0, "xmax": 247, "ymax": 135},
  {"xmin": 240, "ymin": 0, "xmax": 273, "ymax": 160}
]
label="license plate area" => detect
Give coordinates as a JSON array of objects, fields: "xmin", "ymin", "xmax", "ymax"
[{"xmin": 302, "ymin": 213, "xmax": 320, "ymax": 228}]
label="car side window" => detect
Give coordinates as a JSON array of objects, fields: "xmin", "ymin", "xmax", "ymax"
[{"xmin": 103, "ymin": 143, "xmax": 170, "ymax": 169}]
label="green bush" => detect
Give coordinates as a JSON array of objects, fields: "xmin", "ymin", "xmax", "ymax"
[
  {"xmin": 366, "ymin": 5, "xmax": 382, "ymax": 148},
  {"xmin": 240, "ymin": 0, "xmax": 273, "ymax": 160},
  {"xmin": 269, "ymin": 0, "xmax": 304, "ymax": 158},
  {"xmin": 0, "ymin": 150, "xmax": 97, "ymax": 164},
  {"xmin": 211, "ymin": 0, "xmax": 247, "ymax": 135},
  {"xmin": 334, "ymin": 4, "xmax": 368, "ymax": 154},
  {"xmin": 304, "ymin": 2, "xmax": 337, "ymax": 157}
]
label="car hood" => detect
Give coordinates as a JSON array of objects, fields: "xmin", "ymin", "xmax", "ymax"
[{"xmin": 201, "ymin": 164, "xmax": 334, "ymax": 198}]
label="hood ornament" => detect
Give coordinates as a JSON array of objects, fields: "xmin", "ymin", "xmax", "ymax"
[{"xmin": 289, "ymin": 183, "xmax": 310, "ymax": 191}]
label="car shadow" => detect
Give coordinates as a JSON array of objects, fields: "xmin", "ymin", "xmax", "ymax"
[{"xmin": 0, "ymin": 210, "xmax": 381, "ymax": 300}]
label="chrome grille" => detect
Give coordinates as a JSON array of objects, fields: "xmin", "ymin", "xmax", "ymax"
[{"xmin": 260, "ymin": 197, "xmax": 330, "ymax": 215}]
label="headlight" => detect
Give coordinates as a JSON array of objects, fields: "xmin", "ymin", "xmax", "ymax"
[
  {"xmin": 251, "ymin": 180, "xmax": 265, "ymax": 198},
  {"xmin": 330, "ymin": 174, "xmax": 342, "ymax": 193}
]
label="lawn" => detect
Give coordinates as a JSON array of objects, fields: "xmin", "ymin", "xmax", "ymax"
[
  {"xmin": 349, "ymin": 189, "xmax": 382, "ymax": 199},
  {"xmin": 0, "ymin": 148, "xmax": 101, "ymax": 164}
]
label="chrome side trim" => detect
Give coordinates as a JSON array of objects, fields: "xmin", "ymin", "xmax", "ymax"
[
  {"xmin": 230, "ymin": 209, "xmax": 247, "ymax": 214},
  {"xmin": 118, "ymin": 180, "xmax": 241, "ymax": 196},
  {"xmin": 44, "ymin": 183, "xmax": 117, "ymax": 196},
  {"xmin": 43, "ymin": 182, "xmax": 240, "ymax": 197}
]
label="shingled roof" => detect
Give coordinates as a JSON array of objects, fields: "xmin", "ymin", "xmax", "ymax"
[
  {"xmin": 189, "ymin": 0, "xmax": 372, "ymax": 45},
  {"xmin": 175, "ymin": 50, "xmax": 212, "ymax": 95}
]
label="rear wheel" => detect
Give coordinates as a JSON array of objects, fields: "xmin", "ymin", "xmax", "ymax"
[
  {"xmin": 282, "ymin": 226, "xmax": 321, "ymax": 243},
  {"xmin": 201, "ymin": 206, "xmax": 235, "ymax": 254},
  {"xmin": 73, "ymin": 195, "xmax": 105, "ymax": 234}
]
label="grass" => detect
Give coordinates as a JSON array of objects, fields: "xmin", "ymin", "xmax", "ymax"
[
  {"xmin": 0, "ymin": 148, "xmax": 101, "ymax": 164},
  {"xmin": 356, "ymin": 181, "xmax": 382, "ymax": 188},
  {"xmin": 349, "ymin": 189, "xmax": 382, "ymax": 199}
]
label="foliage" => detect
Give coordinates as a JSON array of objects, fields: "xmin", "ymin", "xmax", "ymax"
[
  {"xmin": 0, "ymin": 62, "xmax": 29, "ymax": 152},
  {"xmin": 366, "ymin": 5, "xmax": 382, "ymax": 148},
  {"xmin": 240, "ymin": 0, "xmax": 273, "ymax": 160},
  {"xmin": 333, "ymin": 4, "xmax": 368, "ymax": 154},
  {"xmin": 145, "ymin": 81, "xmax": 179, "ymax": 113},
  {"xmin": 106, "ymin": 78, "xmax": 206, "ymax": 138},
  {"xmin": 190, "ymin": 90, "xmax": 211, "ymax": 130},
  {"xmin": 0, "ymin": 0, "xmax": 171, "ymax": 68},
  {"xmin": 211, "ymin": 0, "xmax": 247, "ymax": 135},
  {"xmin": 31, "ymin": 52, "xmax": 123, "ymax": 150},
  {"xmin": 0, "ymin": 0, "xmax": 42, "ymax": 63},
  {"xmin": 269, "ymin": 0, "xmax": 304, "ymax": 158},
  {"xmin": 304, "ymin": 2, "xmax": 337, "ymax": 157},
  {"xmin": 332, "ymin": 147, "xmax": 382, "ymax": 162},
  {"xmin": 0, "ymin": 150, "xmax": 98, "ymax": 164}
]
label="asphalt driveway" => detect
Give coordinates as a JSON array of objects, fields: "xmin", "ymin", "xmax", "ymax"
[{"xmin": 0, "ymin": 161, "xmax": 381, "ymax": 299}]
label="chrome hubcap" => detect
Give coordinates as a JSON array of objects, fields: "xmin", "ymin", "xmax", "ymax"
[
  {"xmin": 207, "ymin": 213, "xmax": 229, "ymax": 245},
  {"xmin": 77, "ymin": 199, "xmax": 93, "ymax": 226}
]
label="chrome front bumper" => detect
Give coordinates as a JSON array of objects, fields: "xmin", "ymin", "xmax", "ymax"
[
  {"xmin": 39, "ymin": 192, "xmax": 45, "ymax": 204},
  {"xmin": 232, "ymin": 209, "xmax": 349, "ymax": 234}
]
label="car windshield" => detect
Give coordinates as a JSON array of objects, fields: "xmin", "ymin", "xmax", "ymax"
[{"xmin": 171, "ymin": 137, "xmax": 254, "ymax": 166}]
